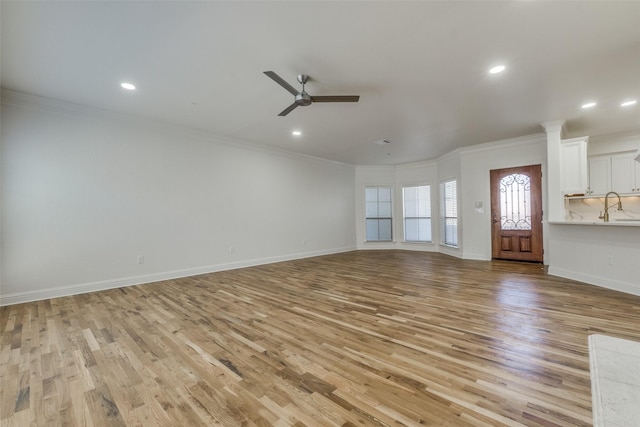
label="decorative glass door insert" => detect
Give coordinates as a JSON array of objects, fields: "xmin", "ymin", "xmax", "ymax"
[{"xmin": 499, "ymin": 173, "xmax": 531, "ymax": 230}]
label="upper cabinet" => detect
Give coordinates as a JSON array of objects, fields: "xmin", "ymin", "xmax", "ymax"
[
  {"xmin": 611, "ymin": 152, "xmax": 640, "ymax": 194},
  {"xmin": 560, "ymin": 136, "xmax": 588, "ymax": 195},
  {"xmin": 587, "ymin": 151, "xmax": 640, "ymax": 195},
  {"xmin": 587, "ymin": 155, "xmax": 610, "ymax": 195}
]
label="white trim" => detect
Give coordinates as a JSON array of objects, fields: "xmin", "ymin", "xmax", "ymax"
[
  {"xmin": 400, "ymin": 183, "xmax": 433, "ymax": 244},
  {"xmin": 436, "ymin": 133, "xmax": 546, "ymax": 164},
  {"xmin": 548, "ymin": 266, "xmax": 640, "ymax": 297},
  {"xmin": 400, "ymin": 240, "xmax": 433, "ymax": 245},
  {"xmin": 589, "ymin": 128, "xmax": 640, "ymax": 144},
  {"xmin": 0, "ymin": 246, "xmax": 356, "ymax": 306},
  {"xmin": 440, "ymin": 178, "xmax": 459, "ymax": 248},
  {"xmin": 396, "ymin": 159, "xmax": 439, "ymax": 170},
  {"xmin": 357, "ymin": 242, "xmax": 397, "ymax": 250},
  {"xmin": 541, "ymin": 120, "xmax": 567, "ymax": 139},
  {"xmin": 398, "ymin": 180, "xmax": 433, "ymax": 188},
  {"xmin": 439, "ymin": 245, "xmax": 462, "ymax": 258},
  {"xmin": 462, "ymin": 252, "xmax": 489, "ymax": 261},
  {"xmin": 364, "ymin": 185, "xmax": 394, "ymax": 242},
  {"xmin": 397, "ymin": 243, "xmax": 438, "ymax": 253},
  {"xmin": 457, "ymin": 133, "xmax": 546, "ymax": 156},
  {"xmin": 0, "ymin": 89, "xmax": 353, "ymax": 168},
  {"xmin": 355, "ymin": 165, "xmax": 397, "ymax": 172}
]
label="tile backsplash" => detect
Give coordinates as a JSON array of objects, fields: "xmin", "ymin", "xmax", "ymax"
[{"xmin": 565, "ymin": 195, "xmax": 640, "ymax": 222}]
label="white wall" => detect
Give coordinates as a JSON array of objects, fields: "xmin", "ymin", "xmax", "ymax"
[
  {"xmin": 4, "ymin": 90, "xmax": 638, "ymax": 305},
  {"xmin": 547, "ymin": 224, "xmax": 640, "ymax": 296},
  {"xmin": 459, "ymin": 134, "xmax": 547, "ymax": 260},
  {"xmin": 0, "ymin": 93, "xmax": 356, "ymax": 305},
  {"xmin": 588, "ymin": 130, "xmax": 640, "ymax": 155},
  {"xmin": 355, "ymin": 134, "xmax": 547, "ymax": 260}
]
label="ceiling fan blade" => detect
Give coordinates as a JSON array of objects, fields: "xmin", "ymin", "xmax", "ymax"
[
  {"xmin": 264, "ymin": 71, "xmax": 300, "ymax": 96},
  {"xmin": 310, "ymin": 95, "xmax": 360, "ymax": 103},
  {"xmin": 278, "ymin": 102, "xmax": 299, "ymax": 116}
]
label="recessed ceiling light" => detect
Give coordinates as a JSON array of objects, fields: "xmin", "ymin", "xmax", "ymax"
[
  {"xmin": 292, "ymin": 130, "xmax": 302, "ymax": 136},
  {"xmin": 489, "ymin": 65, "xmax": 506, "ymax": 74},
  {"xmin": 621, "ymin": 99, "xmax": 637, "ymax": 107},
  {"xmin": 581, "ymin": 102, "xmax": 597, "ymax": 109},
  {"xmin": 120, "ymin": 82, "xmax": 136, "ymax": 90}
]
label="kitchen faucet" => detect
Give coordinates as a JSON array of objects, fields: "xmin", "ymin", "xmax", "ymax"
[{"xmin": 598, "ymin": 191, "xmax": 623, "ymax": 222}]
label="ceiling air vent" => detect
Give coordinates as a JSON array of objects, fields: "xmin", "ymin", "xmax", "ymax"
[{"xmin": 373, "ymin": 139, "xmax": 391, "ymax": 146}]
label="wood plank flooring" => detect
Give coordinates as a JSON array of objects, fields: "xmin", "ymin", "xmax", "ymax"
[{"xmin": 2, "ymin": 250, "xmax": 640, "ymax": 426}]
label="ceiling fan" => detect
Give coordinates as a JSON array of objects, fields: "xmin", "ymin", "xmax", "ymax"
[{"xmin": 264, "ymin": 71, "xmax": 360, "ymax": 116}]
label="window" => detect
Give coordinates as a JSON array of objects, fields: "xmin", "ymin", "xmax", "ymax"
[
  {"xmin": 365, "ymin": 187, "xmax": 392, "ymax": 241},
  {"xmin": 442, "ymin": 179, "xmax": 458, "ymax": 246},
  {"xmin": 402, "ymin": 185, "xmax": 431, "ymax": 242}
]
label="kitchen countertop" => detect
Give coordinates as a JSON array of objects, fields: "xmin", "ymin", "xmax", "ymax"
[{"xmin": 548, "ymin": 220, "xmax": 640, "ymax": 226}]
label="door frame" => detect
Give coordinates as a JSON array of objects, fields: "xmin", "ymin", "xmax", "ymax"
[{"xmin": 489, "ymin": 164, "xmax": 544, "ymax": 263}]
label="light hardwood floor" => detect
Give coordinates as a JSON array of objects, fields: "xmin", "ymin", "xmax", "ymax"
[{"xmin": 2, "ymin": 251, "xmax": 640, "ymax": 426}]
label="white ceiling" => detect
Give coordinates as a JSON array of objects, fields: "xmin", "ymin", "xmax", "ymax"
[{"xmin": 2, "ymin": 1, "xmax": 640, "ymax": 165}]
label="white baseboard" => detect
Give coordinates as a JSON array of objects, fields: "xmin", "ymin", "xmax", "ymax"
[
  {"xmin": 0, "ymin": 246, "xmax": 356, "ymax": 306},
  {"xmin": 357, "ymin": 242, "xmax": 399, "ymax": 250},
  {"xmin": 14, "ymin": 249, "xmax": 635, "ymax": 306},
  {"xmin": 548, "ymin": 266, "xmax": 640, "ymax": 297},
  {"xmin": 439, "ymin": 245, "xmax": 462, "ymax": 259},
  {"xmin": 461, "ymin": 252, "xmax": 489, "ymax": 261}
]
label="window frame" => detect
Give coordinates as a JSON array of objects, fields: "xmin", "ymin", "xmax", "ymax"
[
  {"xmin": 365, "ymin": 186, "xmax": 393, "ymax": 242},
  {"xmin": 441, "ymin": 178, "xmax": 458, "ymax": 247},
  {"xmin": 401, "ymin": 184, "xmax": 432, "ymax": 243}
]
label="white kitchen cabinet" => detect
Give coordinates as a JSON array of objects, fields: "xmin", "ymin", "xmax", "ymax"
[
  {"xmin": 560, "ymin": 137, "xmax": 588, "ymax": 195},
  {"xmin": 611, "ymin": 152, "xmax": 636, "ymax": 194},
  {"xmin": 587, "ymin": 151, "xmax": 640, "ymax": 195},
  {"xmin": 588, "ymin": 155, "xmax": 610, "ymax": 195}
]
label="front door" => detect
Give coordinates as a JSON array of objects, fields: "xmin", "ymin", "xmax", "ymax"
[{"xmin": 490, "ymin": 164, "xmax": 543, "ymax": 262}]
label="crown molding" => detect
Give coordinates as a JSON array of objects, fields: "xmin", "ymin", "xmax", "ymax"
[
  {"xmin": 454, "ymin": 132, "xmax": 547, "ymax": 157},
  {"xmin": 541, "ymin": 120, "xmax": 567, "ymax": 138},
  {"xmin": 0, "ymin": 89, "xmax": 354, "ymax": 169}
]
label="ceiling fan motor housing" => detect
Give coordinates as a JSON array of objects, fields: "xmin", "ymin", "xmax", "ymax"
[{"xmin": 295, "ymin": 92, "xmax": 312, "ymax": 106}]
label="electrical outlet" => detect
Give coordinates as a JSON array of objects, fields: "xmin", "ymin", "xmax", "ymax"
[
  {"xmin": 608, "ymin": 255, "xmax": 613, "ymax": 266},
  {"xmin": 229, "ymin": 246, "xmax": 235, "ymax": 254},
  {"xmin": 137, "ymin": 255, "xmax": 144, "ymax": 264}
]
